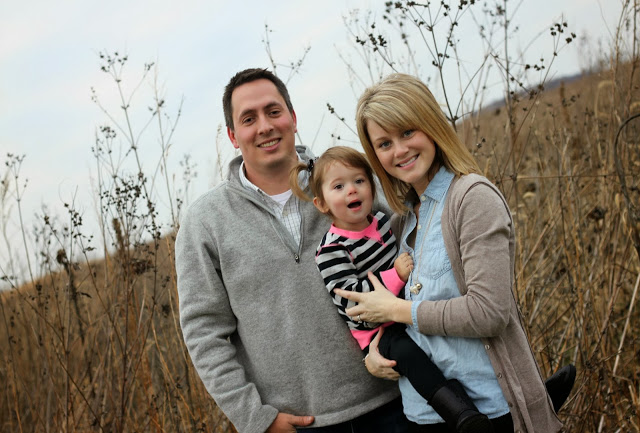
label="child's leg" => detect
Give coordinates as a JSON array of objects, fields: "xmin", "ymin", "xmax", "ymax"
[
  {"xmin": 377, "ymin": 324, "xmax": 494, "ymax": 433},
  {"xmin": 377, "ymin": 323, "xmax": 446, "ymax": 401}
]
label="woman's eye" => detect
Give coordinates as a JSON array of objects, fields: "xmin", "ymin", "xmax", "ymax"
[
  {"xmin": 378, "ymin": 141, "xmax": 391, "ymax": 149},
  {"xmin": 403, "ymin": 129, "xmax": 414, "ymax": 137}
]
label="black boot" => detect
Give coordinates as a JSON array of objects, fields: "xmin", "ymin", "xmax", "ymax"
[
  {"xmin": 429, "ymin": 379, "xmax": 494, "ymax": 433},
  {"xmin": 545, "ymin": 364, "xmax": 576, "ymax": 413}
]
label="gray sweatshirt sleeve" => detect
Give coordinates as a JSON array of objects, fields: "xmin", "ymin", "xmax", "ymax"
[
  {"xmin": 176, "ymin": 208, "xmax": 278, "ymax": 433},
  {"xmin": 416, "ymin": 183, "xmax": 513, "ymax": 338}
]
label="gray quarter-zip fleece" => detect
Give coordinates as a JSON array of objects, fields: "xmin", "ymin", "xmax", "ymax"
[{"xmin": 176, "ymin": 146, "xmax": 399, "ymax": 433}]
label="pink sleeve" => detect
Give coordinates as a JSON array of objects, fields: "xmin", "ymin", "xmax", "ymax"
[
  {"xmin": 351, "ymin": 322, "xmax": 395, "ymax": 349},
  {"xmin": 379, "ymin": 268, "xmax": 405, "ymax": 296}
]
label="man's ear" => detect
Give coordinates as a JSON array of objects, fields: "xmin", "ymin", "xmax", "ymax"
[
  {"xmin": 291, "ymin": 109, "xmax": 298, "ymax": 134},
  {"xmin": 227, "ymin": 126, "xmax": 239, "ymax": 149},
  {"xmin": 313, "ymin": 197, "xmax": 328, "ymax": 214}
]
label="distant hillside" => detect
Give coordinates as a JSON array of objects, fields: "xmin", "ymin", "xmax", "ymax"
[{"xmin": 478, "ymin": 71, "xmax": 586, "ymax": 113}]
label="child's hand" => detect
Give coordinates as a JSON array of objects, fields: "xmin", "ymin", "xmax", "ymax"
[{"xmin": 394, "ymin": 252, "xmax": 413, "ymax": 282}]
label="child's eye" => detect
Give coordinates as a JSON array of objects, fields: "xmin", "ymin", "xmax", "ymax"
[
  {"xmin": 355, "ymin": 178, "xmax": 365, "ymax": 184},
  {"xmin": 333, "ymin": 184, "xmax": 343, "ymax": 190}
]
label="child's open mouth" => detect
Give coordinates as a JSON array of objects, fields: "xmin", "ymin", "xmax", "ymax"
[{"xmin": 347, "ymin": 200, "xmax": 362, "ymax": 209}]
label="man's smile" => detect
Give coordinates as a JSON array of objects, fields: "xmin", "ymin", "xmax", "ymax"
[{"xmin": 258, "ymin": 138, "xmax": 279, "ymax": 148}]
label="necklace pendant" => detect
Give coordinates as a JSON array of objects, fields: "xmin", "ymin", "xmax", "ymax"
[{"xmin": 410, "ymin": 283, "xmax": 422, "ymax": 295}]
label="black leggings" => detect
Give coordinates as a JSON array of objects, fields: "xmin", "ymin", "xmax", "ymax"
[
  {"xmin": 407, "ymin": 413, "xmax": 514, "ymax": 433},
  {"xmin": 376, "ymin": 323, "xmax": 447, "ymax": 402}
]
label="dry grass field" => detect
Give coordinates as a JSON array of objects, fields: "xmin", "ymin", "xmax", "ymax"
[
  {"xmin": 466, "ymin": 60, "xmax": 640, "ymax": 431},
  {"xmin": 2, "ymin": 4, "xmax": 640, "ymax": 431}
]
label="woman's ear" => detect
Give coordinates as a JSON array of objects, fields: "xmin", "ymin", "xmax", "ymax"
[{"xmin": 313, "ymin": 197, "xmax": 329, "ymax": 214}]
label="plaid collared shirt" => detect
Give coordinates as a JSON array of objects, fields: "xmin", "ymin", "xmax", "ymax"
[{"xmin": 239, "ymin": 162, "xmax": 302, "ymax": 246}]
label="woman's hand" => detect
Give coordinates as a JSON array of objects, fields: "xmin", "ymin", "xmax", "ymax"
[
  {"xmin": 364, "ymin": 328, "xmax": 400, "ymax": 380},
  {"xmin": 335, "ymin": 272, "xmax": 413, "ymax": 324}
]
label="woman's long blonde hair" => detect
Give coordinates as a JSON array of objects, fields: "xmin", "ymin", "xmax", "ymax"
[{"xmin": 356, "ymin": 73, "xmax": 481, "ymax": 214}]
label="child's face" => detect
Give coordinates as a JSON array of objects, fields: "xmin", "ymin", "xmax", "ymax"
[{"xmin": 314, "ymin": 162, "xmax": 373, "ymax": 231}]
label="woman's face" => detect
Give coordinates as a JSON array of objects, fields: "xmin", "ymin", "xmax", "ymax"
[{"xmin": 367, "ymin": 120, "xmax": 436, "ymax": 195}]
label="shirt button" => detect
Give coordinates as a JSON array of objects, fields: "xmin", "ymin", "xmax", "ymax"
[
  {"xmin": 420, "ymin": 195, "xmax": 426, "ymax": 201},
  {"xmin": 485, "ymin": 344, "xmax": 490, "ymax": 350},
  {"xmin": 508, "ymin": 402, "xmax": 514, "ymax": 408},
  {"xmin": 497, "ymin": 373, "xmax": 503, "ymax": 378},
  {"xmin": 417, "ymin": 224, "xmax": 422, "ymax": 230}
]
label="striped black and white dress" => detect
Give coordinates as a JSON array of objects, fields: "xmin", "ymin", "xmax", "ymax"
[{"xmin": 315, "ymin": 211, "xmax": 406, "ymax": 348}]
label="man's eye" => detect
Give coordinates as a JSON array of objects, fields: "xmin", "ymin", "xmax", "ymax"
[{"xmin": 242, "ymin": 117, "xmax": 254, "ymax": 124}]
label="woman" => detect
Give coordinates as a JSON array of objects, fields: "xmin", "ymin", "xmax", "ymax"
[{"xmin": 334, "ymin": 73, "xmax": 563, "ymax": 433}]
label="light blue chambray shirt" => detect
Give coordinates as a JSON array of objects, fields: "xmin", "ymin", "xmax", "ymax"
[{"xmin": 399, "ymin": 166, "xmax": 510, "ymax": 424}]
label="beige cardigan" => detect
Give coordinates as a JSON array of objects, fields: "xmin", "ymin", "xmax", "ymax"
[{"xmin": 413, "ymin": 174, "xmax": 562, "ymax": 433}]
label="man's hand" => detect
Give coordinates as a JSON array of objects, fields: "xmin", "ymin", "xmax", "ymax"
[
  {"xmin": 266, "ymin": 412, "xmax": 314, "ymax": 433},
  {"xmin": 365, "ymin": 328, "xmax": 400, "ymax": 380}
]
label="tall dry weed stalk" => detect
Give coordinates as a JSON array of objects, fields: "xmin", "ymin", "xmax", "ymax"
[{"xmin": 0, "ymin": 52, "xmax": 234, "ymax": 432}]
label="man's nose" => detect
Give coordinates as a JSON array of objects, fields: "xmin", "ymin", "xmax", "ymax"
[{"xmin": 257, "ymin": 115, "xmax": 274, "ymax": 135}]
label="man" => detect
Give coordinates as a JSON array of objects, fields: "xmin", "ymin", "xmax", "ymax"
[{"xmin": 175, "ymin": 68, "xmax": 406, "ymax": 433}]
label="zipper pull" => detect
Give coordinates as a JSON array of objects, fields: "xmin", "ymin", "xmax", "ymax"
[{"xmin": 294, "ymin": 254, "xmax": 300, "ymax": 263}]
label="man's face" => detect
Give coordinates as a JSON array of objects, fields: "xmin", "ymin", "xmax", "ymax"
[{"xmin": 227, "ymin": 79, "xmax": 298, "ymax": 181}]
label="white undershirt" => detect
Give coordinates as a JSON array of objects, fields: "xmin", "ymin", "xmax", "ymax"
[{"xmin": 269, "ymin": 189, "xmax": 293, "ymax": 207}]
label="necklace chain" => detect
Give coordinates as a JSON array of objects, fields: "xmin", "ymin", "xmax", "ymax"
[{"xmin": 409, "ymin": 200, "xmax": 437, "ymax": 295}]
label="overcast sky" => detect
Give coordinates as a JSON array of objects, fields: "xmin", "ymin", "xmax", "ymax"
[{"xmin": 0, "ymin": 0, "xmax": 621, "ymax": 285}]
